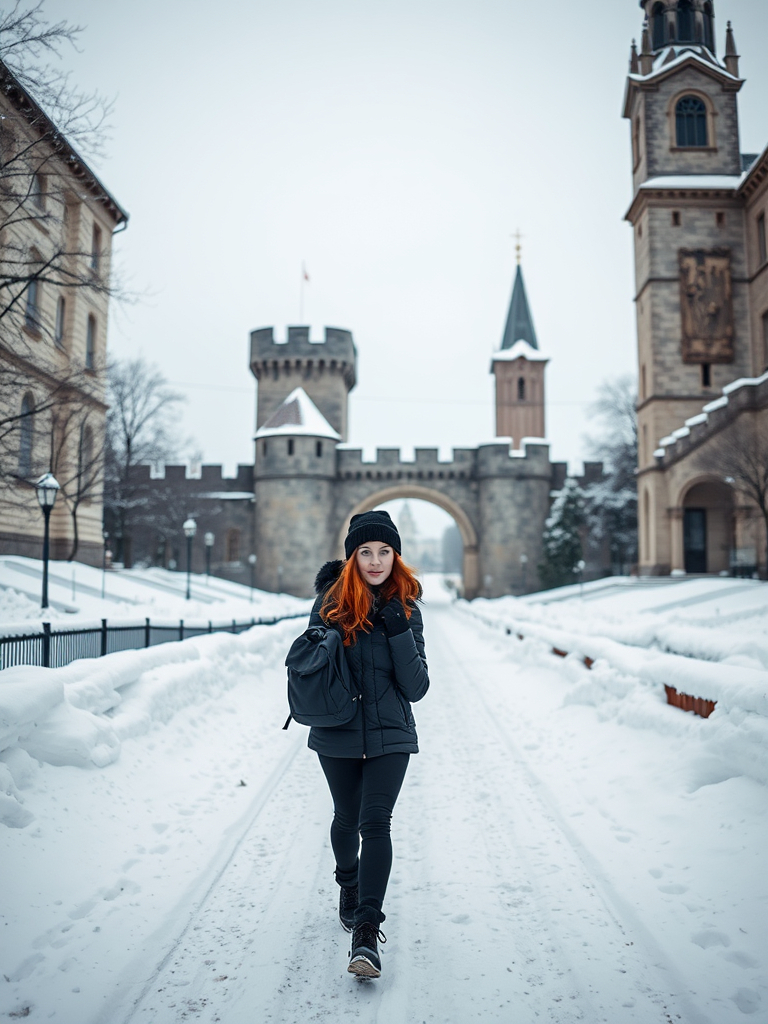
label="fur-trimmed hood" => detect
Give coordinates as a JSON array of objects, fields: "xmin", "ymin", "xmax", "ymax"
[
  {"xmin": 314, "ymin": 559, "xmax": 344, "ymax": 595},
  {"xmin": 313, "ymin": 559, "xmax": 423, "ymax": 599}
]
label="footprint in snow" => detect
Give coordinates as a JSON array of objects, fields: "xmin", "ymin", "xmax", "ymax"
[
  {"xmin": 732, "ymin": 988, "xmax": 761, "ymax": 1015},
  {"xmin": 451, "ymin": 914, "xmax": 471, "ymax": 924},
  {"xmin": 691, "ymin": 929, "xmax": 730, "ymax": 949},
  {"xmin": 723, "ymin": 950, "xmax": 760, "ymax": 969},
  {"xmin": 658, "ymin": 883, "xmax": 688, "ymax": 895}
]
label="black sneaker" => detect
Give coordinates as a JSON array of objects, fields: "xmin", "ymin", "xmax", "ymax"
[
  {"xmin": 348, "ymin": 920, "xmax": 386, "ymax": 978},
  {"xmin": 339, "ymin": 885, "xmax": 358, "ymax": 932}
]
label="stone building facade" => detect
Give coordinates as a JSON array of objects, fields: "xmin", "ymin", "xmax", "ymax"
[
  {"xmin": 0, "ymin": 56, "xmax": 128, "ymax": 566},
  {"xmin": 624, "ymin": 0, "xmax": 768, "ymax": 575}
]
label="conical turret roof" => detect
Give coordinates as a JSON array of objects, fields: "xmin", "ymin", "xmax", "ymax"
[
  {"xmin": 500, "ymin": 264, "xmax": 538, "ymax": 351},
  {"xmin": 254, "ymin": 387, "xmax": 340, "ymax": 440}
]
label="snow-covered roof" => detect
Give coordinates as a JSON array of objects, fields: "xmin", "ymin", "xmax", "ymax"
[
  {"xmin": 640, "ymin": 175, "xmax": 742, "ymax": 191},
  {"xmin": 254, "ymin": 387, "xmax": 340, "ymax": 440},
  {"xmin": 492, "ymin": 339, "xmax": 548, "ymax": 363},
  {"xmin": 628, "ymin": 46, "xmax": 738, "ymax": 86},
  {"xmin": 199, "ymin": 492, "xmax": 254, "ymax": 501}
]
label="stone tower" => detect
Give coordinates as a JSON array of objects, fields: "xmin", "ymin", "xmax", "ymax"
[
  {"xmin": 624, "ymin": 2, "xmax": 753, "ymax": 572},
  {"xmin": 253, "ymin": 385, "xmax": 341, "ymax": 595},
  {"xmin": 491, "ymin": 258, "xmax": 548, "ymax": 442},
  {"xmin": 249, "ymin": 325, "xmax": 357, "ymax": 441}
]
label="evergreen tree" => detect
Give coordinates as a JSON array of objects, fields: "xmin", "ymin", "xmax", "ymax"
[{"xmin": 538, "ymin": 479, "xmax": 586, "ymax": 590}]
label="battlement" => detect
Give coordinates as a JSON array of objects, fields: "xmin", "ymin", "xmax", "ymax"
[
  {"xmin": 129, "ymin": 463, "xmax": 254, "ymax": 492},
  {"xmin": 335, "ymin": 439, "xmax": 550, "ymax": 480},
  {"xmin": 653, "ymin": 371, "xmax": 768, "ymax": 465},
  {"xmin": 250, "ymin": 325, "xmax": 357, "ymax": 389}
]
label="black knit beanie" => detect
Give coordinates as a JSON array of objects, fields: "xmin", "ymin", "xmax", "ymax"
[{"xmin": 344, "ymin": 510, "xmax": 401, "ymax": 559}]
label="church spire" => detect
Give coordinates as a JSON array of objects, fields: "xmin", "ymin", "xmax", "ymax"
[{"xmin": 500, "ymin": 261, "xmax": 538, "ymax": 351}]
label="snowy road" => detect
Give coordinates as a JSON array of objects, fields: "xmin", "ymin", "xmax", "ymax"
[{"xmin": 102, "ymin": 599, "xmax": 752, "ymax": 1024}]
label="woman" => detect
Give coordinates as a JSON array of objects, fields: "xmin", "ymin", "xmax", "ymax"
[{"xmin": 307, "ymin": 509, "xmax": 429, "ymax": 979}]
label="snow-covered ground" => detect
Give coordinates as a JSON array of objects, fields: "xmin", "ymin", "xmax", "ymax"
[
  {"xmin": 0, "ymin": 556, "xmax": 310, "ymax": 634},
  {"xmin": 1, "ymin": 574, "xmax": 766, "ymax": 1023}
]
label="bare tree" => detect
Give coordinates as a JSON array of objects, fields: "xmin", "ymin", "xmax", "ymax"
[
  {"xmin": 696, "ymin": 415, "xmax": 768, "ymax": 578},
  {"xmin": 48, "ymin": 400, "xmax": 103, "ymax": 560},
  {"xmin": 582, "ymin": 374, "xmax": 639, "ymax": 573},
  {"xmin": 0, "ymin": 2, "xmax": 127, "ymax": 530},
  {"xmin": 104, "ymin": 357, "xmax": 187, "ymax": 566}
]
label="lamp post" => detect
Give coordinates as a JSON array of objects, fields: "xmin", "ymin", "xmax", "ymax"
[
  {"xmin": 35, "ymin": 473, "xmax": 60, "ymax": 609},
  {"xmin": 576, "ymin": 558, "xmax": 586, "ymax": 596},
  {"xmin": 101, "ymin": 529, "xmax": 109, "ymax": 599},
  {"xmin": 520, "ymin": 552, "xmax": 528, "ymax": 593},
  {"xmin": 248, "ymin": 553, "xmax": 256, "ymax": 602},
  {"xmin": 204, "ymin": 532, "xmax": 214, "ymax": 582},
  {"xmin": 183, "ymin": 518, "xmax": 197, "ymax": 600}
]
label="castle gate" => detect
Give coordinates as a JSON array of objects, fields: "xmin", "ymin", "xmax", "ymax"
[{"xmin": 334, "ymin": 482, "xmax": 480, "ymax": 598}]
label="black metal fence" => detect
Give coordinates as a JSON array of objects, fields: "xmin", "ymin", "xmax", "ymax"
[{"xmin": 0, "ymin": 612, "xmax": 308, "ymax": 671}]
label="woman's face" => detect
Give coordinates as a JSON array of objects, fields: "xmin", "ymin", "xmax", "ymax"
[{"xmin": 355, "ymin": 541, "xmax": 394, "ymax": 587}]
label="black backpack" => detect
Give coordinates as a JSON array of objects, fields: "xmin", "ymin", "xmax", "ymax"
[{"xmin": 283, "ymin": 626, "xmax": 358, "ymax": 729}]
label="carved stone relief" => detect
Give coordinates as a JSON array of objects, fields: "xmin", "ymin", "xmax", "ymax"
[{"xmin": 678, "ymin": 248, "xmax": 735, "ymax": 363}]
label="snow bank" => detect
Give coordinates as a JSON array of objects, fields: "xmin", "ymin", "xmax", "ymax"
[
  {"xmin": 0, "ymin": 617, "xmax": 308, "ymax": 829},
  {"xmin": 462, "ymin": 589, "xmax": 768, "ymax": 786}
]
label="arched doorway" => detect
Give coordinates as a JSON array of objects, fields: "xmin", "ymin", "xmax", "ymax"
[
  {"xmin": 336, "ymin": 484, "xmax": 480, "ymax": 598},
  {"xmin": 681, "ymin": 480, "xmax": 735, "ymax": 574}
]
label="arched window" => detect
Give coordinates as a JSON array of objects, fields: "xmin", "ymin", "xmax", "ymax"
[
  {"xmin": 676, "ymin": 0, "xmax": 694, "ymax": 42},
  {"xmin": 25, "ymin": 277, "xmax": 40, "ymax": 330},
  {"xmin": 652, "ymin": 2, "xmax": 666, "ymax": 48},
  {"xmin": 85, "ymin": 314, "xmax": 96, "ymax": 369},
  {"xmin": 91, "ymin": 222, "xmax": 102, "ymax": 272},
  {"xmin": 287, "ymin": 438, "xmax": 294, "ymax": 456},
  {"xmin": 79, "ymin": 423, "xmax": 94, "ymax": 473},
  {"xmin": 30, "ymin": 172, "xmax": 44, "ymax": 209},
  {"xmin": 675, "ymin": 96, "xmax": 708, "ymax": 147},
  {"xmin": 18, "ymin": 393, "xmax": 34, "ymax": 475},
  {"xmin": 517, "ymin": 377, "xmax": 526, "ymax": 401},
  {"xmin": 316, "ymin": 440, "xmax": 323, "ymax": 457},
  {"xmin": 54, "ymin": 296, "xmax": 66, "ymax": 346},
  {"xmin": 225, "ymin": 528, "xmax": 241, "ymax": 563},
  {"xmin": 703, "ymin": 2, "xmax": 715, "ymax": 51}
]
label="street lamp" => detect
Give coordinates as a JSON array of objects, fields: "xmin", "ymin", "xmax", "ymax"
[
  {"xmin": 101, "ymin": 529, "xmax": 109, "ymax": 599},
  {"xmin": 204, "ymin": 532, "xmax": 214, "ymax": 581},
  {"xmin": 35, "ymin": 473, "xmax": 60, "ymax": 609},
  {"xmin": 183, "ymin": 518, "xmax": 197, "ymax": 600},
  {"xmin": 575, "ymin": 558, "xmax": 586, "ymax": 596},
  {"xmin": 248, "ymin": 553, "xmax": 256, "ymax": 602},
  {"xmin": 520, "ymin": 552, "xmax": 528, "ymax": 593}
]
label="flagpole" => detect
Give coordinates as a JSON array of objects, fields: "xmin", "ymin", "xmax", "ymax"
[{"xmin": 299, "ymin": 262, "xmax": 307, "ymax": 322}]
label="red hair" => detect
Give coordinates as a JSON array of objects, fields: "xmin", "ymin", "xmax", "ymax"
[{"xmin": 320, "ymin": 551, "xmax": 420, "ymax": 646}]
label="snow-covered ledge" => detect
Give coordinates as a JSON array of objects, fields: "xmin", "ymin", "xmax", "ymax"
[{"xmin": 654, "ymin": 370, "xmax": 768, "ymax": 466}]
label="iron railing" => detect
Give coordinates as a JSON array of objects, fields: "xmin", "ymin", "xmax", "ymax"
[{"xmin": 0, "ymin": 612, "xmax": 308, "ymax": 671}]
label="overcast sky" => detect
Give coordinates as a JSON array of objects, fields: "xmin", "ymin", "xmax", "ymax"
[{"xmin": 44, "ymin": 0, "xmax": 768, "ymax": 537}]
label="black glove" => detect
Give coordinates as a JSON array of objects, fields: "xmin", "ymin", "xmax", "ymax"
[{"xmin": 380, "ymin": 598, "xmax": 410, "ymax": 637}]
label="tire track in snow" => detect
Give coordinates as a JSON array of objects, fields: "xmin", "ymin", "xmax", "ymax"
[
  {"xmin": 111, "ymin": 728, "xmax": 311, "ymax": 1024},
  {"xmin": 426, "ymin": 604, "xmax": 714, "ymax": 1024}
]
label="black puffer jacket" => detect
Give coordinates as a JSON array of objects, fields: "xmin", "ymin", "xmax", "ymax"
[{"xmin": 306, "ymin": 560, "xmax": 429, "ymax": 758}]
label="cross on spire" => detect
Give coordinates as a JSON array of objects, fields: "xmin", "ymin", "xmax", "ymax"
[{"xmin": 512, "ymin": 228, "xmax": 524, "ymax": 265}]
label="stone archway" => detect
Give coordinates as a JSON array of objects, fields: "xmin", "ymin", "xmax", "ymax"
[
  {"xmin": 336, "ymin": 484, "xmax": 481, "ymax": 598},
  {"xmin": 673, "ymin": 477, "xmax": 735, "ymax": 574}
]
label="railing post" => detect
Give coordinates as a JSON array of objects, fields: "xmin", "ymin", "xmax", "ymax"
[
  {"xmin": 208, "ymin": 620, "xmax": 213, "ymax": 633},
  {"xmin": 42, "ymin": 622, "xmax": 51, "ymax": 668},
  {"xmin": 100, "ymin": 618, "xmax": 108, "ymax": 658},
  {"xmin": 231, "ymin": 619, "xmax": 236, "ymax": 634},
  {"xmin": 145, "ymin": 617, "xmax": 151, "ymax": 648},
  {"xmin": 179, "ymin": 619, "xmax": 184, "ymax": 641}
]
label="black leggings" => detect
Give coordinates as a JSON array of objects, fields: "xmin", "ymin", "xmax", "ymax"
[{"xmin": 318, "ymin": 752, "xmax": 410, "ymax": 923}]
